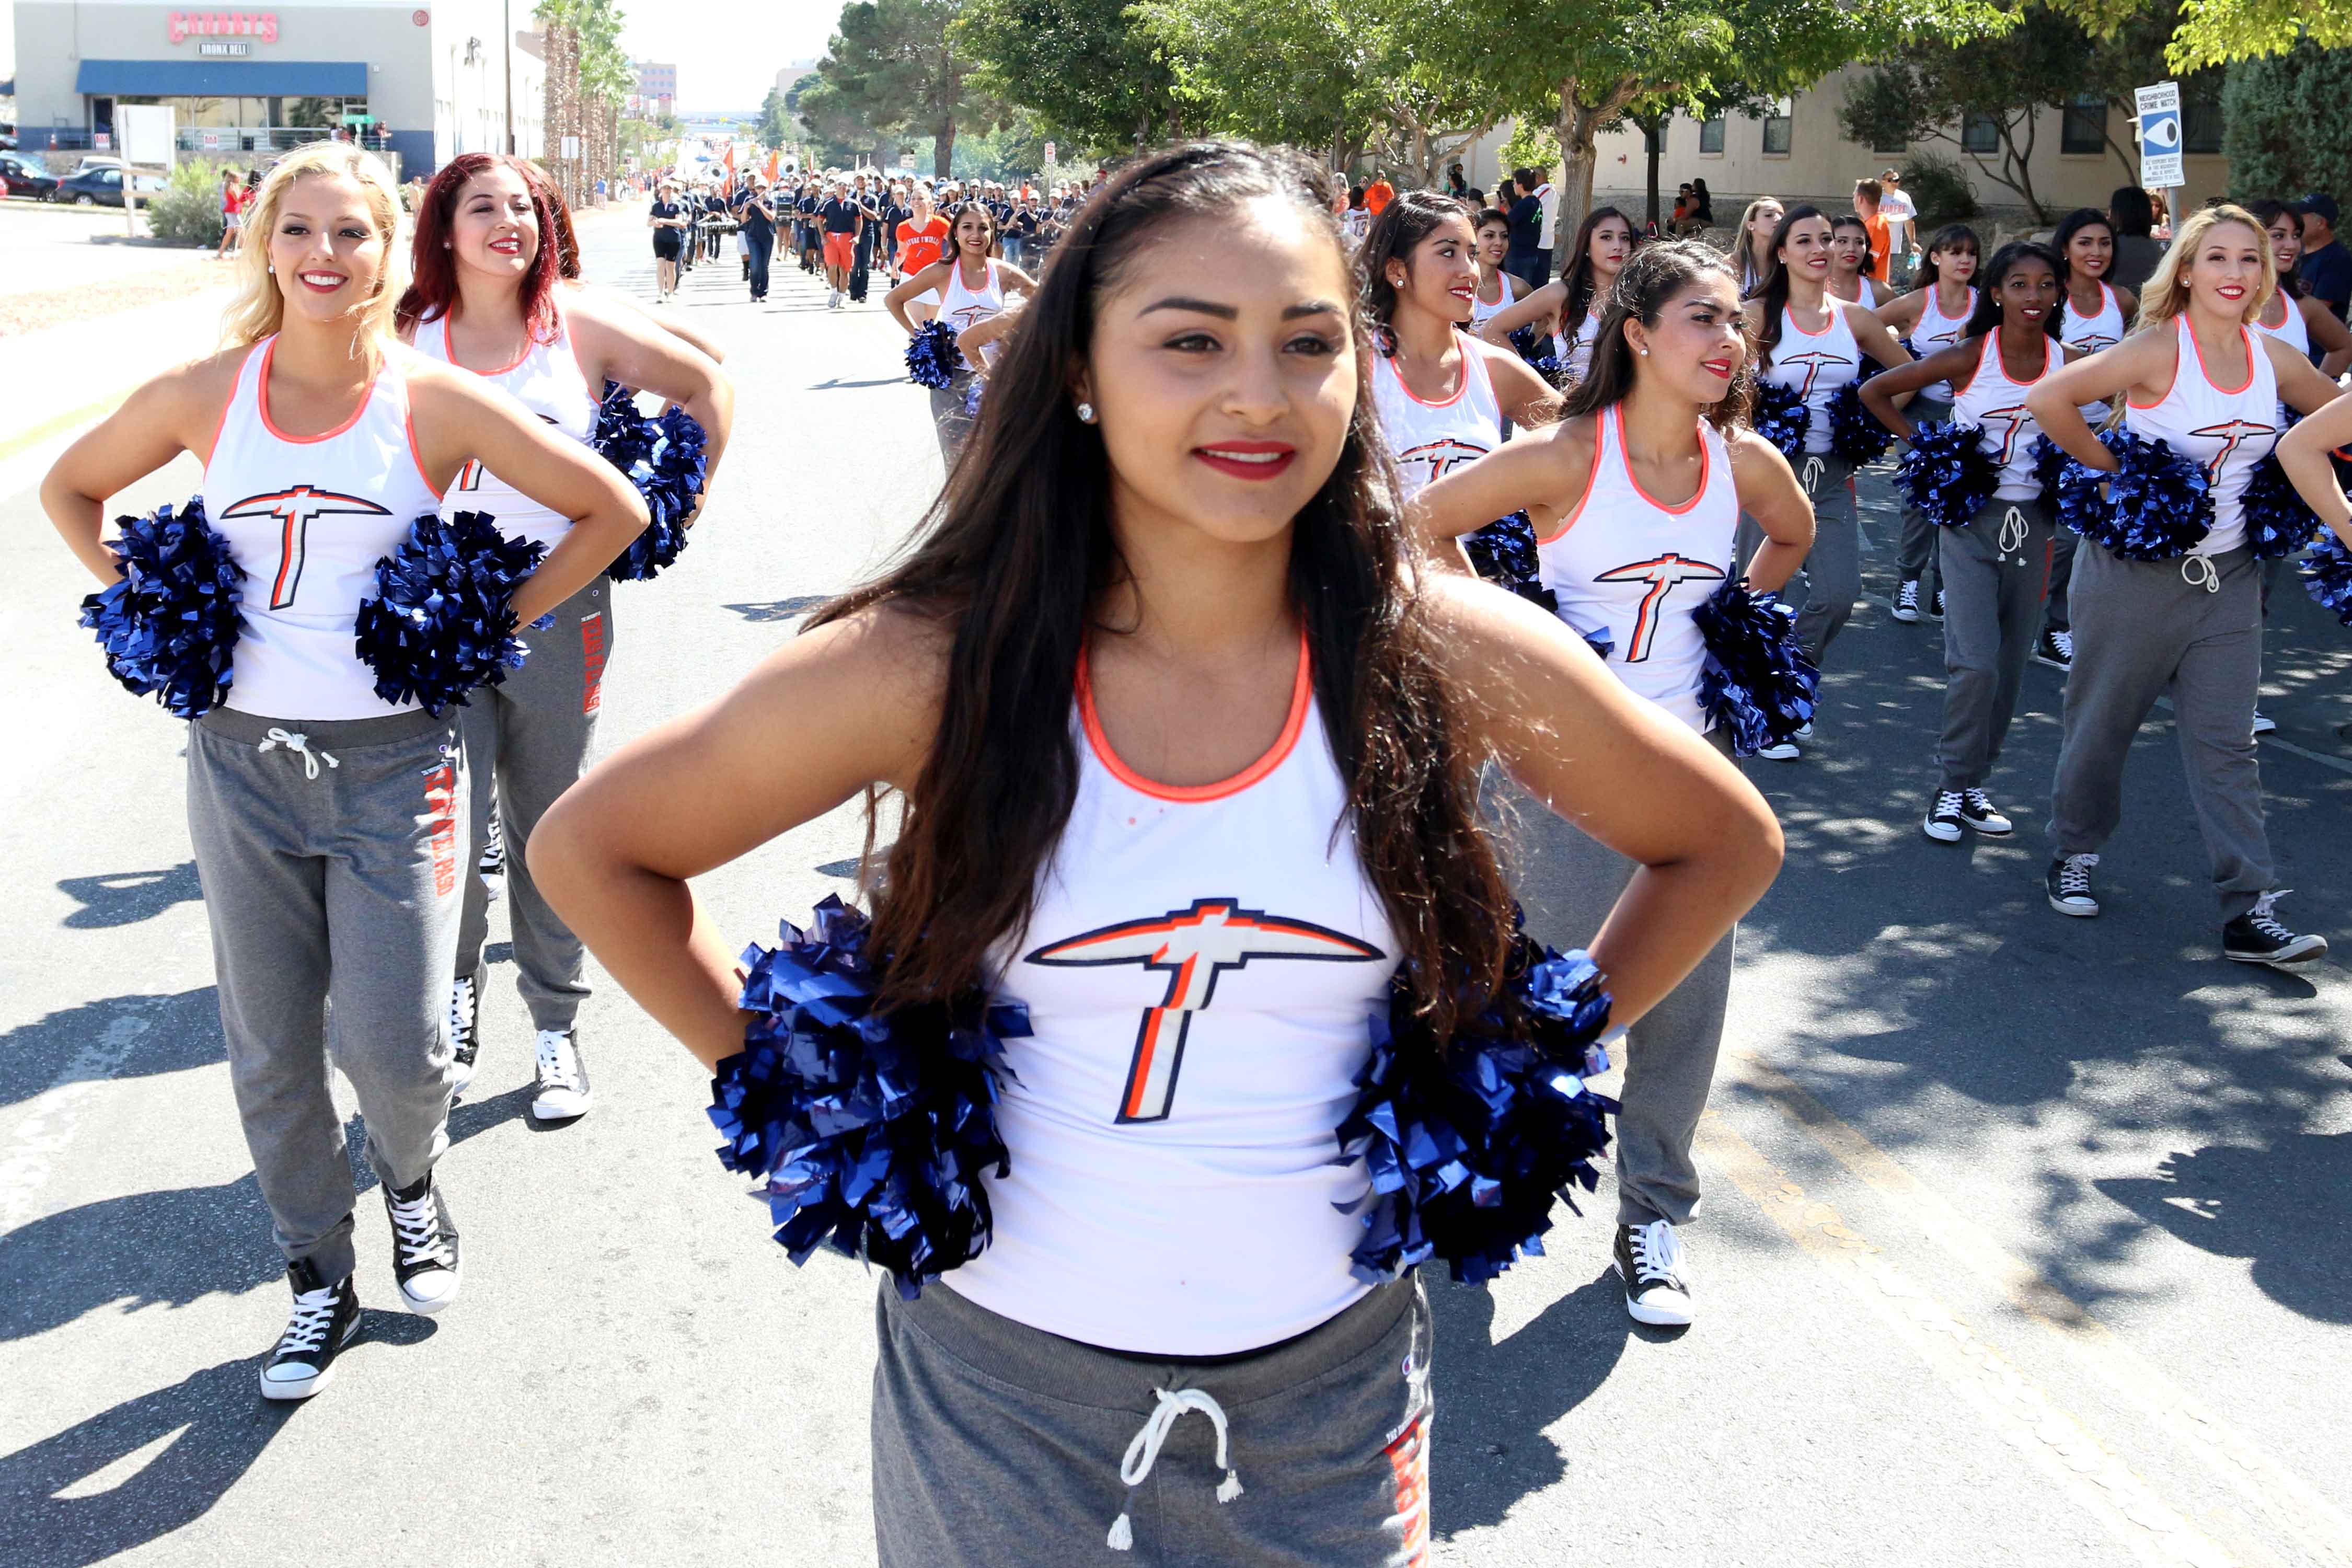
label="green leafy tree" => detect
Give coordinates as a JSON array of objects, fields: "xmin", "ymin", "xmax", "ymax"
[
  {"xmin": 1838, "ymin": 5, "xmax": 2101, "ymax": 222},
  {"xmin": 958, "ymin": 0, "xmax": 1182, "ymax": 153},
  {"xmin": 1386, "ymin": 0, "xmax": 2008, "ymax": 271},
  {"xmin": 757, "ymin": 86, "xmax": 795, "ymax": 150},
  {"xmin": 1617, "ymin": 84, "xmax": 1767, "ymax": 226},
  {"xmin": 2053, "ymin": 0, "xmax": 2352, "ymax": 68},
  {"xmin": 809, "ymin": 0, "xmax": 1000, "ymax": 178},
  {"xmin": 2221, "ymin": 41, "xmax": 2352, "ymax": 203}
]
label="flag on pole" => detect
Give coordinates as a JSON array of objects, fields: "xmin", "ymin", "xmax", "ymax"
[
  {"xmin": 766, "ymin": 149, "xmax": 780, "ymax": 183},
  {"xmin": 723, "ymin": 143, "xmax": 737, "ymax": 176}
]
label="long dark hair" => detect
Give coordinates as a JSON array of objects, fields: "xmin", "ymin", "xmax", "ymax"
[
  {"xmin": 811, "ymin": 141, "xmax": 1513, "ymax": 1033},
  {"xmin": 1907, "ymin": 222, "xmax": 1980, "ymax": 297},
  {"xmin": 396, "ymin": 152, "xmax": 563, "ymax": 342},
  {"xmin": 2049, "ymin": 209, "xmax": 2114, "ymax": 293},
  {"xmin": 1562, "ymin": 239, "xmax": 1754, "ymax": 435},
  {"xmin": 1961, "ymin": 240, "xmax": 2066, "ymax": 341},
  {"xmin": 2248, "ymin": 199, "xmax": 2309, "ymax": 295},
  {"xmin": 1755, "ymin": 203, "xmax": 1830, "ymax": 370},
  {"xmin": 1362, "ymin": 190, "xmax": 1473, "ymax": 350},
  {"xmin": 1831, "ymin": 213, "xmax": 1876, "ymax": 280},
  {"xmin": 1559, "ymin": 206, "xmax": 1633, "ymax": 364},
  {"xmin": 946, "ymin": 199, "xmax": 998, "ymax": 258}
]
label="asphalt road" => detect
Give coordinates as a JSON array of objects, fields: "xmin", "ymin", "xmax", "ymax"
[{"xmin": 2, "ymin": 211, "xmax": 2347, "ymax": 1568}]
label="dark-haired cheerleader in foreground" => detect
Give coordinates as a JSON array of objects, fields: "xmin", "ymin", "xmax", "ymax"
[
  {"xmin": 532, "ymin": 143, "xmax": 1780, "ymax": 1565},
  {"xmin": 2026, "ymin": 205, "xmax": 2339, "ymax": 966},
  {"xmin": 41, "ymin": 142, "xmax": 645, "ymax": 1400},
  {"xmin": 1414, "ymin": 239, "xmax": 1813, "ymax": 1328},
  {"xmin": 399, "ymin": 152, "xmax": 734, "ymax": 1120}
]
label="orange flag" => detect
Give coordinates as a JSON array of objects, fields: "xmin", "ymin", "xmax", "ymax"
[
  {"xmin": 723, "ymin": 142, "xmax": 737, "ymax": 176},
  {"xmin": 766, "ymin": 149, "xmax": 780, "ymax": 183}
]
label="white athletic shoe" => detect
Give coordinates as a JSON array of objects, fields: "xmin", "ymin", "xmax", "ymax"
[
  {"xmin": 1754, "ymin": 740, "xmax": 1802, "ymax": 761},
  {"xmin": 532, "ymin": 1029, "xmax": 594, "ymax": 1122}
]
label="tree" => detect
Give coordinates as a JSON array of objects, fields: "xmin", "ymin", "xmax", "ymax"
[
  {"xmin": 808, "ymin": 0, "xmax": 1000, "ymax": 178},
  {"xmin": 757, "ymin": 86, "xmax": 795, "ymax": 151},
  {"xmin": 1617, "ymin": 85, "xmax": 1768, "ymax": 227},
  {"xmin": 1385, "ymin": 0, "xmax": 2008, "ymax": 271},
  {"xmin": 1134, "ymin": 0, "xmax": 1498, "ymax": 185},
  {"xmin": 2050, "ymin": 0, "xmax": 2352, "ymax": 69},
  {"xmin": 958, "ymin": 0, "xmax": 1182, "ymax": 154},
  {"xmin": 2221, "ymin": 41, "xmax": 2352, "ymax": 203},
  {"xmin": 1838, "ymin": 5, "xmax": 2098, "ymax": 222}
]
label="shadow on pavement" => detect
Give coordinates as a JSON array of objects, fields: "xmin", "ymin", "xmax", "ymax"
[
  {"xmin": 55, "ymin": 861, "xmax": 203, "ymax": 929},
  {"xmin": 0, "ymin": 988, "xmax": 223, "ymax": 1116},
  {"xmin": 0, "ymin": 1087, "xmax": 533, "ymax": 1343},
  {"xmin": 2094, "ymin": 1132, "xmax": 2352, "ymax": 1324},
  {"xmin": 1429, "ymin": 1271, "xmax": 1629, "ymax": 1538},
  {"xmin": 724, "ymin": 595, "xmax": 832, "ymax": 622},
  {"xmin": 0, "ymin": 1315, "xmax": 439, "ymax": 1568}
]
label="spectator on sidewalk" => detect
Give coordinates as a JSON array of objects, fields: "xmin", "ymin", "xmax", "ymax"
[
  {"xmin": 2297, "ymin": 192, "xmax": 2352, "ymax": 322},
  {"xmin": 1507, "ymin": 167, "xmax": 1547, "ymax": 285},
  {"xmin": 2105, "ymin": 186, "xmax": 2164, "ymax": 294},
  {"xmin": 1853, "ymin": 178, "xmax": 1894, "ymax": 284},
  {"xmin": 1878, "ymin": 168, "xmax": 1917, "ymax": 269},
  {"xmin": 1365, "ymin": 170, "xmax": 1396, "ymax": 216}
]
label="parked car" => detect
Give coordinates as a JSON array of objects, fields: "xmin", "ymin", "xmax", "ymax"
[
  {"xmin": 72, "ymin": 155, "xmax": 127, "ymax": 176},
  {"xmin": 49, "ymin": 166, "xmax": 163, "ymax": 207},
  {"xmin": 0, "ymin": 153, "xmax": 59, "ymax": 200},
  {"xmin": 0, "ymin": 123, "xmax": 19, "ymax": 152}
]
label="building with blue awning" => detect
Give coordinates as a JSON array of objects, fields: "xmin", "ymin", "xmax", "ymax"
[{"xmin": 11, "ymin": 0, "xmax": 546, "ymax": 178}]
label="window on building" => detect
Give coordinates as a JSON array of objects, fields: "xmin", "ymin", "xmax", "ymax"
[
  {"xmin": 1699, "ymin": 114, "xmax": 1725, "ymax": 155},
  {"xmin": 2183, "ymin": 77, "xmax": 2223, "ymax": 154},
  {"xmin": 2061, "ymin": 94, "xmax": 2107, "ymax": 155},
  {"xmin": 1961, "ymin": 112, "xmax": 2000, "ymax": 155},
  {"xmin": 1762, "ymin": 98, "xmax": 1793, "ymax": 156}
]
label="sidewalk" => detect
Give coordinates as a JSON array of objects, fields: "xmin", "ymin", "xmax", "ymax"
[{"xmin": 0, "ymin": 284, "xmax": 234, "ymax": 500}]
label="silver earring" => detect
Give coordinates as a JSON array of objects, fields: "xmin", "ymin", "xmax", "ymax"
[
  {"xmin": 1638, "ymin": 347, "xmax": 1650, "ymax": 355},
  {"xmin": 1076, "ymin": 402, "xmax": 1096, "ymax": 423}
]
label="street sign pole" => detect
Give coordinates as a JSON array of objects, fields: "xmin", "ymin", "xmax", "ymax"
[{"xmin": 2135, "ymin": 80, "xmax": 2184, "ymax": 213}]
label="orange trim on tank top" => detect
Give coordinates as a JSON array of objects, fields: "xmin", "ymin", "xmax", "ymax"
[
  {"xmin": 256, "ymin": 338, "xmax": 377, "ymax": 444},
  {"xmin": 1537, "ymin": 412, "xmax": 1607, "ymax": 545},
  {"xmin": 1076, "ymin": 630, "xmax": 1312, "ymax": 802},
  {"xmin": 1382, "ymin": 345, "xmax": 1474, "ymax": 409},
  {"xmin": 1612, "ymin": 405, "xmax": 1712, "ymax": 514}
]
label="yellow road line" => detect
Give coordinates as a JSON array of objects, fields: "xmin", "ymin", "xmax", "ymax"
[
  {"xmin": 1721, "ymin": 1050, "xmax": 2352, "ymax": 1568},
  {"xmin": 1696, "ymin": 1109, "xmax": 2244, "ymax": 1568},
  {"xmin": 0, "ymin": 389, "xmax": 130, "ymax": 464}
]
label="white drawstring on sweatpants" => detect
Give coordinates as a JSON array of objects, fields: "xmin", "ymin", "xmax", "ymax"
[
  {"xmin": 2181, "ymin": 552, "xmax": 2219, "ymax": 593},
  {"xmin": 1997, "ymin": 505, "xmax": 2031, "ymax": 561},
  {"xmin": 1105, "ymin": 1387, "xmax": 1245, "ymax": 1551},
  {"xmin": 1800, "ymin": 454, "xmax": 1826, "ymax": 495},
  {"xmin": 259, "ymin": 728, "xmax": 339, "ymax": 780}
]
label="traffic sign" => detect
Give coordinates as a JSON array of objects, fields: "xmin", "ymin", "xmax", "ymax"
[{"xmin": 2136, "ymin": 80, "xmax": 2183, "ymax": 190}]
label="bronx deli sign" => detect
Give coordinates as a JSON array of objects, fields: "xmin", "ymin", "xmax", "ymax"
[{"xmin": 168, "ymin": 11, "xmax": 281, "ymax": 44}]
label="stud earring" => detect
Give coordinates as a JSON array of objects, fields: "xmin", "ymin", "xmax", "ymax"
[
  {"xmin": 1076, "ymin": 402, "xmax": 1096, "ymax": 423},
  {"xmin": 1639, "ymin": 347, "xmax": 1650, "ymax": 355}
]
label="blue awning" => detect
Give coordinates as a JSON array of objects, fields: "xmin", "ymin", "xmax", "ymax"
[{"xmin": 75, "ymin": 61, "xmax": 368, "ymax": 97}]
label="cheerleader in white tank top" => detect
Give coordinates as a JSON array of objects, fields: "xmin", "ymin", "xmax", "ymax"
[
  {"xmin": 1470, "ymin": 206, "xmax": 1524, "ymax": 329},
  {"xmin": 1416, "ymin": 239, "xmax": 1814, "ymax": 1326},
  {"xmin": 2045, "ymin": 211, "xmax": 2140, "ymax": 659},
  {"xmin": 1364, "ymin": 194, "xmax": 1561, "ymax": 501},
  {"xmin": 2026, "ymin": 206, "xmax": 2341, "ymax": 965},
  {"xmin": 1745, "ymin": 205, "xmax": 1912, "ymax": 688},
  {"xmin": 399, "ymin": 153, "xmax": 734, "ymax": 1119},
  {"xmin": 41, "ymin": 143, "xmax": 649, "ymax": 1401},
  {"xmin": 1872, "ymin": 226, "xmax": 1981, "ymax": 622},
  {"xmin": 1863, "ymin": 241, "xmax": 2069, "ymax": 840},
  {"xmin": 532, "ymin": 158, "xmax": 1781, "ymax": 1565},
  {"xmin": 2253, "ymin": 198, "xmax": 2352, "ymax": 392},
  {"xmin": 1474, "ymin": 205, "xmax": 1634, "ymax": 391},
  {"xmin": 887, "ymin": 201, "xmax": 1040, "ymax": 467}
]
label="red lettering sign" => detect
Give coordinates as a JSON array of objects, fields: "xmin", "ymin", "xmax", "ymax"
[{"xmin": 169, "ymin": 11, "xmax": 278, "ymax": 43}]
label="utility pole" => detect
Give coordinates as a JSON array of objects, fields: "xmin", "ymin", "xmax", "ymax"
[{"xmin": 503, "ymin": 0, "xmax": 515, "ymax": 154}]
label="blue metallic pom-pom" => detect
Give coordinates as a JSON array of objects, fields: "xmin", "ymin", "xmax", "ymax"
[
  {"xmin": 1461, "ymin": 511, "xmax": 1558, "ymax": 614},
  {"xmin": 1894, "ymin": 420, "xmax": 2000, "ymax": 529},
  {"xmin": 904, "ymin": 319, "xmax": 963, "ymax": 389},
  {"xmin": 962, "ymin": 375, "xmax": 988, "ymax": 419},
  {"xmin": 1750, "ymin": 381, "xmax": 1812, "ymax": 462},
  {"xmin": 1825, "ymin": 382, "xmax": 1895, "ymax": 468},
  {"xmin": 595, "ymin": 382, "xmax": 709, "ymax": 582},
  {"xmin": 1693, "ymin": 576, "xmax": 1819, "ymax": 756},
  {"xmin": 2058, "ymin": 429, "xmax": 2213, "ymax": 561},
  {"xmin": 353, "ymin": 510, "xmax": 546, "ymax": 718},
  {"xmin": 1333, "ymin": 929, "xmax": 1617, "ymax": 1286},
  {"xmin": 2302, "ymin": 530, "xmax": 2352, "ymax": 627},
  {"xmin": 76, "ymin": 498, "xmax": 245, "ymax": 719},
  {"xmin": 2240, "ymin": 455, "xmax": 2320, "ymax": 561},
  {"xmin": 1506, "ymin": 324, "xmax": 1570, "ymax": 389},
  {"xmin": 713, "ymin": 896, "xmax": 1030, "ymax": 1299},
  {"xmin": 2030, "ymin": 433, "xmax": 2069, "ymax": 506}
]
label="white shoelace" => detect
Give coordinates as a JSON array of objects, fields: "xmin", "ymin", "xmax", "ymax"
[
  {"xmin": 449, "ymin": 976, "xmax": 477, "ymax": 1051},
  {"xmin": 535, "ymin": 1030, "xmax": 584, "ymax": 1093},
  {"xmin": 2181, "ymin": 554, "xmax": 2219, "ymax": 593},
  {"xmin": 2050, "ymin": 629, "xmax": 2074, "ymax": 658},
  {"xmin": 258, "ymin": 728, "xmax": 339, "ymax": 780},
  {"xmin": 2244, "ymin": 890, "xmax": 2295, "ymax": 940},
  {"xmin": 2057, "ymin": 852, "xmax": 2099, "ymax": 895},
  {"xmin": 1963, "ymin": 789, "xmax": 2001, "ymax": 818},
  {"xmin": 1630, "ymin": 1219, "xmax": 1687, "ymax": 1284},
  {"xmin": 1106, "ymin": 1388, "xmax": 1245, "ymax": 1551},
  {"xmin": 1933, "ymin": 789, "xmax": 1964, "ymax": 817},
  {"xmin": 388, "ymin": 1187, "xmax": 453, "ymax": 1270},
  {"xmin": 277, "ymin": 1285, "xmax": 341, "ymax": 1355},
  {"xmin": 1997, "ymin": 505, "xmax": 2031, "ymax": 558}
]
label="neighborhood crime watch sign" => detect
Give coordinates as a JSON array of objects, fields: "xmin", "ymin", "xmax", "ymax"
[{"xmin": 2137, "ymin": 80, "xmax": 2183, "ymax": 189}]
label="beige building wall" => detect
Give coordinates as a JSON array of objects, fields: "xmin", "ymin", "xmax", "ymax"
[{"xmin": 1454, "ymin": 64, "xmax": 2231, "ymax": 226}]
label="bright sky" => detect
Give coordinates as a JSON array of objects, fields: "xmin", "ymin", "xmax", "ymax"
[{"xmin": 620, "ymin": 0, "xmax": 838, "ymax": 112}]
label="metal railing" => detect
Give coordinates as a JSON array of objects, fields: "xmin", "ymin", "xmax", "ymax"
[{"xmin": 177, "ymin": 127, "xmax": 350, "ymax": 155}]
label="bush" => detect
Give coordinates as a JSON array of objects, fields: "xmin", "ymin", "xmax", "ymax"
[
  {"xmin": 1899, "ymin": 151, "xmax": 1978, "ymax": 227},
  {"xmin": 1498, "ymin": 119, "xmax": 1562, "ymax": 183},
  {"xmin": 147, "ymin": 158, "xmax": 235, "ymax": 247},
  {"xmin": 2223, "ymin": 44, "xmax": 2352, "ymax": 205}
]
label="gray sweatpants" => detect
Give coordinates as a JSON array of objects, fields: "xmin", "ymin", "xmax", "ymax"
[
  {"xmin": 1936, "ymin": 498, "xmax": 2054, "ymax": 790},
  {"xmin": 455, "ymin": 578, "xmax": 612, "ymax": 1030},
  {"xmin": 873, "ymin": 1277, "xmax": 1433, "ymax": 1567},
  {"xmin": 1895, "ymin": 397, "xmax": 1953, "ymax": 596},
  {"xmin": 1786, "ymin": 455, "xmax": 1861, "ymax": 666},
  {"xmin": 930, "ymin": 369, "xmax": 977, "ymax": 468},
  {"xmin": 2048, "ymin": 542, "xmax": 2276, "ymax": 919},
  {"xmin": 1503, "ymin": 733, "xmax": 1737, "ymax": 1229},
  {"xmin": 187, "ymin": 706, "xmax": 465, "ymax": 1283},
  {"xmin": 2043, "ymin": 529, "xmax": 2078, "ymax": 634}
]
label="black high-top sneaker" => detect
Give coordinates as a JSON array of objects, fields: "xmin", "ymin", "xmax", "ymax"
[
  {"xmin": 448, "ymin": 973, "xmax": 480, "ymax": 1098},
  {"xmin": 260, "ymin": 1258, "xmax": 361, "ymax": 1400},
  {"xmin": 384, "ymin": 1173, "xmax": 462, "ymax": 1313},
  {"xmin": 2222, "ymin": 893, "xmax": 2328, "ymax": 969},
  {"xmin": 477, "ymin": 809, "xmax": 505, "ymax": 901},
  {"xmin": 1615, "ymin": 1220, "xmax": 1694, "ymax": 1327}
]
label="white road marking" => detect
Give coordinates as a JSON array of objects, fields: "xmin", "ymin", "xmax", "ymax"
[{"xmin": 0, "ymin": 1005, "xmax": 155, "ymax": 1233}]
